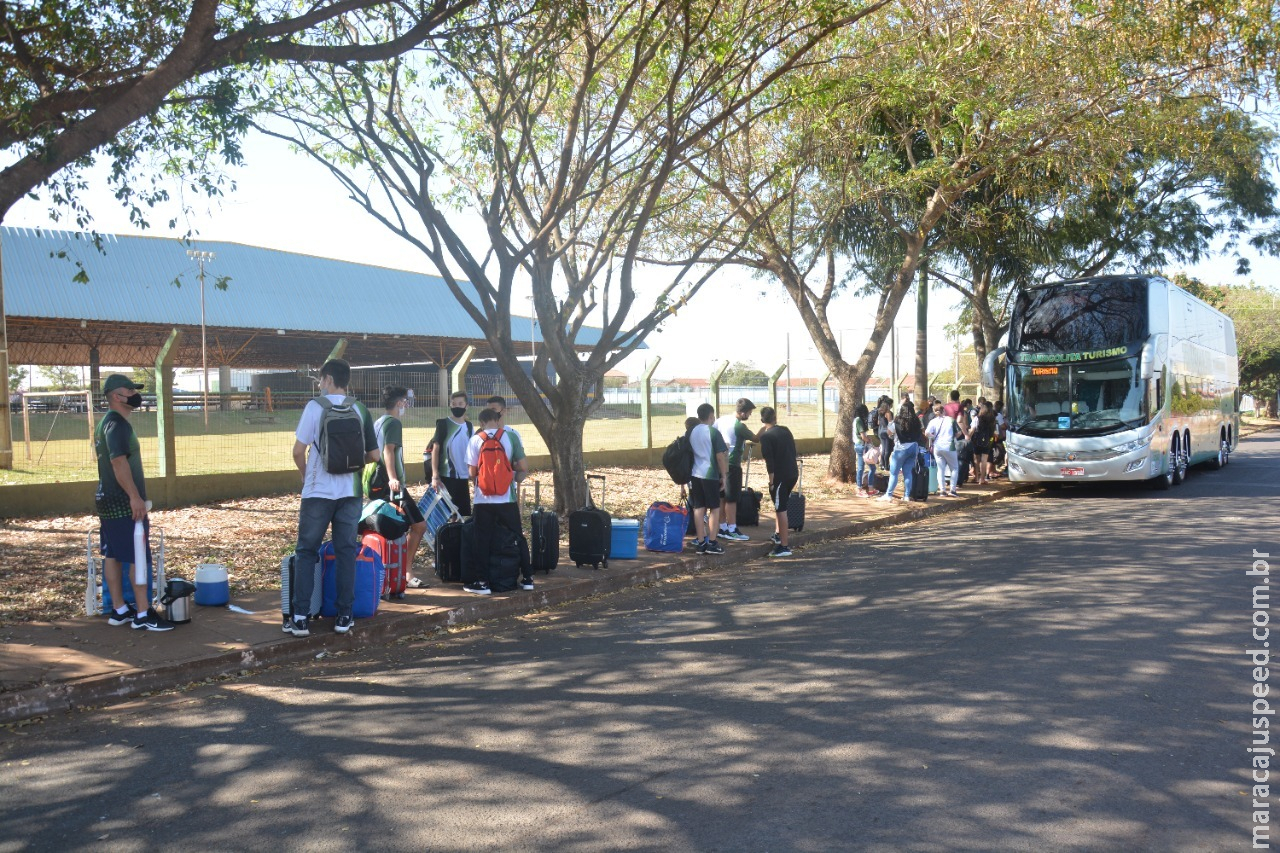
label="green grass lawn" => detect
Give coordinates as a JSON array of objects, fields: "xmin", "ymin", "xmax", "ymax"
[{"xmin": 2, "ymin": 403, "xmax": 832, "ymax": 485}]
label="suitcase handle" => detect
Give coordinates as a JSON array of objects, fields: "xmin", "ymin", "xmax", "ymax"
[{"xmin": 586, "ymin": 473, "xmax": 605, "ymax": 509}]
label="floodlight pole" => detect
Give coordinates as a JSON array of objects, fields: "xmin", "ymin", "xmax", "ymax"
[{"xmin": 187, "ymin": 250, "xmax": 214, "ymax": 428}]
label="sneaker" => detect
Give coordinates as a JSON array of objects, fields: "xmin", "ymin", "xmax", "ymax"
[
  {"xmin": 703, "ymin": 540, "xmax": 725, "ymax": 555},
  {"xmin": 949, "ymin": 490, "xmax": 960, "ymax": 497},
  {"xmin": 695, "ymin": 538, "xmax": 708, "ymax": 554},
  {"xmin": 767, "ymin": 544, "xmax": 793, "ymax": 557},
  {"xmin": 770, "ymin": 532, "xmax": 782, "ymax": 545},
  {"xmin": 131, "ymin": 611, "xmax": 175, "ymax": 632},
  {"xmin": 722, "ymin": 529, "xmax": 750, "ymax": 541},
  {"xmin": 334, "ymin": 614, "xmax": 354, "ymax": 634},
  {"xmin": 463, "ymin": 581, "xmax": 491, "ymax": 595},
  {"xmin": 282, "ymin": 614, "xmax": 293, "ymax": 634},
  {"xmin": 286, "ymin": 616, "xmax": 311, "ymax": 637},
  {"xmin": 520, "ymin": 577, "xmax": 535, "ymax": 591},
  {"xmin": 107, "ymin": 606, "xmax": 137, "ymax": 627}
]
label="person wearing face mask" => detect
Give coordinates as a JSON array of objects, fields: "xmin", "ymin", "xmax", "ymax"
[
  {"xmin": 94, "ymin": 374, "xmax": 172, "ymax": 631},
  {"xmin": 369, "ymin": 385, "xmax": 428, "ymax": 574},
  {"xmin": 429, "ymin": 391, "xmax": 474, "ymax": 517}
]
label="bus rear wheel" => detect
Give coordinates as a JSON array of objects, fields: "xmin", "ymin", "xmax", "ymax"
[
  {"xmin": 1209, "ymin": 435, "xmax": 1228, "ymax": 470},
  {"xmin": 1170, "ymin": 436, "xmax": 1187, "ymax": 485}
]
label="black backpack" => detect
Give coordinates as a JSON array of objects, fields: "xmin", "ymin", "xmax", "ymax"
[
  {"xmin": 662, "ymin": 430, "xmax": 695, "ymax": 485},
  {"xmin": 315, "ymin": 396, "xmax": 366, "ymax": 474}
]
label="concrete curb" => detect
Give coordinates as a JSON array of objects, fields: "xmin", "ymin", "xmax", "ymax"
[{"xmin": 0, "ymin": 480, "xmax": 1043, "ymax": 724}]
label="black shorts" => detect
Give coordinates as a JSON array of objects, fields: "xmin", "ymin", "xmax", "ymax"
[
  {"xmin": 770, "ymin": 477, "xmax": 798, "ymax": 513},
  {"xmin": 689, "ymin": 477, "xmax": 721, "ymax": 510},
  {"xmin": 398, "ymin": 489, "xmax": 425, "ymax": 526},
  {"xmin": 441, "ymin": 476, "xmax": 472, "ymax": 517},
  {"xmin": 721, "ymin": 465, "xmax": 743, "ymax": 502}
]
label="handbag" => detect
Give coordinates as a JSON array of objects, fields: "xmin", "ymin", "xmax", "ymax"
[{"xmin": 863, "ymin": 445, "xmax": 881, "ymax": 466}]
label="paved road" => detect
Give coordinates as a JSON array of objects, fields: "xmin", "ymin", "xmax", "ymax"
[{"xmin": 2, "ymin": 434, "xmax": 1277, "ymax": 852}]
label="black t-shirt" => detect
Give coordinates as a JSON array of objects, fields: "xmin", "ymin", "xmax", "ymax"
[{"xmin": 759, "ymin": 425, "xmax": 799, "ymax": 481}]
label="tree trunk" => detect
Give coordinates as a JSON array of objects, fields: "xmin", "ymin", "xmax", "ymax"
[
  {"xmin": 827, "ymin": 368, "xmax": 865, "ymax": 483},
  {"xmin": 914, "ymin": 270, "xmax": 928, "ymax": 407},
  {"xmin": 546, "ymin": 417, "xmax": 589, "ymax": 516}
]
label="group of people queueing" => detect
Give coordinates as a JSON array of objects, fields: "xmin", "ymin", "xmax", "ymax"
[{"xmin": 851, "ymin": 389, "xmax": 1007, "ymax": 502}]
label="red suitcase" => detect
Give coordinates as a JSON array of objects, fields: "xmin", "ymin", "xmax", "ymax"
[{"xmin": 362, "ymin": 531, "xmax": 409, "ymax": 599}]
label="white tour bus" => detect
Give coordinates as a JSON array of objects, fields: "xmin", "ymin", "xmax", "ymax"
[{"xmin": 983, "ymin": 275, "xmax": 1239, "ymax": 489}]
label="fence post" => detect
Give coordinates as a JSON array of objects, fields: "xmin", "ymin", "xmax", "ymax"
[
  {"xmin": 818, "ymin": 372, "xmax": 832, "ymax": 437},
  {"xmin": 709, "ymin": 360, "xmax": 728, "ymax": 415},
  {"xmin": 768, "ymin": 363, "xmax": 786, "ymax": 413},
  {"xmin": 327, "ymin": 338, "xmax": 348, "ymax": 362},
  {"xmin": 641, "ymin": 357, "xmax": 662, "ymax": 449},
  {"xmin": 156, "ymin": 328, "xmax": 182, "ymax": 483},
  {"xmin": 450, "ymin": 345, "xmax": 476, "ymax": 399}
]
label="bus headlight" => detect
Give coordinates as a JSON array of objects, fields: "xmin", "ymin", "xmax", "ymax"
[
  {"xmin": 1125, "ymin": 457, "xmax": 1147, "ymax": 473},
  {"xmin": 1110, "ymin": 437, "xmax": 1152, "ymax": 455}
]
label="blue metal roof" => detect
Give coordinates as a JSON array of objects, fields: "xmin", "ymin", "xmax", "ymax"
[{"xmin": 0, "ymin": 226, "xmax": 622, "ymax": 349}]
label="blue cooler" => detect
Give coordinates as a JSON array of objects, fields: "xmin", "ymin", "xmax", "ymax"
[
  {"xmin": 193, "ymin": 564, "xmax": 230, "ymax": 606},
  {"xmin": 609, "ymin": 519, "xmax": 640, "ymax": 559}
]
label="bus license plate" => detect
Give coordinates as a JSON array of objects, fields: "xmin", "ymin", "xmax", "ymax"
[{"xmin": 1060, "ymin": 467, "xmax": 1085, "ymax": 477}]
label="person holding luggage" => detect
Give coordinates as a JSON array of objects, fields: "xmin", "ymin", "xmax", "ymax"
[
  {"xmin": 289, "ymin": 358, "xmax": 380, "ymax": 637},
  {"xmin": 689, "ymin": 403, "xmax": 729, "ymax": 555},
  {"xmin": 429, "ymin": 391, "xmax": 474, "ymax": 517},
  {"xmin": 852, "ymin": 402, "xmax": 879, "ymax": 497},
  {"xmin": 95, "ymin": 374, "xmax": 173, "ymax": 632},
  {"xmin": 463, "ymin": 406, "xmax": 531, "ymax": 594},
  {"xmin": 925, "ymin": 401, "xmax": 961, "ymax": 497},
  {"xmin": 757, "ymin": 406, "xmax": 798, "ymax": 558},
  {"xmin": 872, "ymin": 396, "xmax": 895, "ymax": 457},
  {"xmin": 370, "ymin": 385, "xmax": 428, "ymax": 580},
  {"xmin": 714, "ymin": 397, "xmax": 757, "ymax": 541},
  {"xmin": 880, "ymin": 403, "xmax": 924, "ymax": 502}
]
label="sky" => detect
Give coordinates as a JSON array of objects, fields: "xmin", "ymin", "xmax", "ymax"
[{"xmin": 6, "ymin": 128, "xmax": 1277, "ymax": 385}]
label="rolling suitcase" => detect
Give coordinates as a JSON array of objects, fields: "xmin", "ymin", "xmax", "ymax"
[
  {"xmin": 787, "ymin": 459, "xmax": 807, "ymax": 531},
  {"xmin": 281, "ymin": 551, "xmax": 324, "ymax": 622},
  {"xmin": 644, "ymin": 501, "xmax": 687, "ymax": 552},
  {"xmin": 434, "ymin": 519, "xmax": 465, "ymax": 583},
  {"xmin": 736, "ymin": 445, "xmax": 762, "ymax": 527},
  {"xmin": 910, "ymin": 451, "xmax": 930, "ymax": 502},
  {"xmin": 569, "ymin": 473, "xmax": 611, "ymax": 568},
  {"xmin": 363, "ymin": 531, "xmax": 408, "ymax": 599},
  {"xmin": 525, "ymin": 481, "xmax": 560, "ymax": 574},
  {"xmin": 319, "ymin": 540, "xmax": 385, "ymax": 619}
]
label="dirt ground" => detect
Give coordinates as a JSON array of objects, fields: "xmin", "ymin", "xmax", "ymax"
[{"xmin": 0, "ymin": 455, "xmax": 851, "ymax": 627}]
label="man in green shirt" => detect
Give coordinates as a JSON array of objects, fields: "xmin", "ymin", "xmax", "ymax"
[
  {"xmin": 713, "ymin": 398, "xmax": 758, "ymax": 541},
  {"xmin": 94, "ymin": 374, "xmax": 172, "ymax": 631},
  {"xmin": 370, "ymin": 385, "xmax": 427, "ymax": 575}
]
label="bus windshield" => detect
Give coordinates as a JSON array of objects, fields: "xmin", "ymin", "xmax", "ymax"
[
  {"xmin": 1010, "ymin": 278, "xmax": 1148, "ymax": 354},
  {"xmin": 1009, "ymin": 357, "xmax": 1147, "ymax": 435}
]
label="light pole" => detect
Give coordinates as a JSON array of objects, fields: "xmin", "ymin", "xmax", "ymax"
[{"xmin": 187, "ymin": 250, "xmax": 214, "ymax": 428}]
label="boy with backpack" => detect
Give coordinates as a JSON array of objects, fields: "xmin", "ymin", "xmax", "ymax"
[
  {"xmin": 288, "ymin": 358, "xmax": 379, "ymax": 637},
  {"xmin": 463, "ymin": 406, "xmax": 531, "ymax": 595}
]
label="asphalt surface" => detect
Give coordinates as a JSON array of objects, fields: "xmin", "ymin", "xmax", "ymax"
[{"xmin": 1, "ymin": 434, "xmax": 1277, "ymax": 852}]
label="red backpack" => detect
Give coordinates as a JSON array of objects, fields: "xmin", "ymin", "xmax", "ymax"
[{"xmin": 476, "ymin": 428, "xmax": 514, "ymax": 497}]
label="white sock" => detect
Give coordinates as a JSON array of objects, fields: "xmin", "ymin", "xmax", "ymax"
[
  {"xmin": 136, "ymin": 610, "xmax": 148, "ymax": 619},
  {"xmin": 115, "ymin": 606, "xmax": 130, "ymax": 615}
]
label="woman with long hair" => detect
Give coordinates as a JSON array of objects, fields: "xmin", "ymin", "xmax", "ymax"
[
  {"xmin": 967, "ymin": 402, "xmax": 998, "ymax": 485},
  {"xmin": 880, "ymin": 405, "xmax": 924, "ymax": 502},
  {"xmin": 852, "ymin": 403, "xmax": 879, "ymax": 497}
]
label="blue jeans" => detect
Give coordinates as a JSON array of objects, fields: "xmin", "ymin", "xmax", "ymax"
[
  {"xmin": 854, "ymin": 443, "xmax": 875, "ymax": 490},
  {"xmin": 294, "ymin": 496, "xmax": 360, "ymax": 618},
  {"xmin": 886, "ymin": 442, "xmax": 918, "ymax": 498}
]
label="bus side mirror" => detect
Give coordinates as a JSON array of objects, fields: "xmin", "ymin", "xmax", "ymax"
[
  {"xmin": 1138, "ymin": 334, "xmax": 1166, "ymax": 382},
  {"xmin": 981, "ymin": 347, "xmax": 1006, "ymax": 389}
]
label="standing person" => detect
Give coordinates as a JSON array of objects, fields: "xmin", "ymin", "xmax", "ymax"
[
  {"xmin": 688, "ymin": 403, "xmax": 728, "ymax": 555},
  {"xmin": 991, "ymin": 400, "xmax": 1008, "ymax": 478},
  {"xmin": 289, "ymin": 358, "xmax": 379, "ymax": 637},
  {"xmin": 967, "ymin": 401, "xmax": 998, "ymax": 485},
  {"xmin": 955, "ymin": 397, "xmax": 975, "ymax": 487},
  {"xmin": 484, "ymin": 395, "xmax": 527, "ymax": 484},
  {"xmin": 852, "ymin": 402, "xmax": 879, "ymax": 497},
  {"xmin": 872, "ymin": 396, "xmax": 895, "ymax": 458},
  {"xmin": 714, "ymin": 398, "xmax": 757, "ymax": 541},
  {"xmin": 95, "ymin": 374, "xmax": 172, "ymax": 632},
  {"xmin": 925, "ymin": 401, "xmax": 960, "ymax": 497},
  {"xmin": 429, "ymin": 391, "xmax": 474, "ymax": 517},
  {"xmin": 463, "ymin": 406, "xmax": 531, "ymax": 594},
  {"xmin": 942, "ymin": 389, "xmax": 962, "ymax": 419},
  {"xmin": 757, "ymin": 406, "xmax": 798, "ymax": 558},
  {"xmin": 369, "ymin": 385, "xmax": 428, "ymax": 578},
  {"xmin": 880, "ymin": 404, "xmax": 924, "ymax": 502}
]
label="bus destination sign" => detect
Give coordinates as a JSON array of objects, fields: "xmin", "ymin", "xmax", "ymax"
[{"xmin": 1017, "ymin": 345, "xmax": 1134, "ymax": 364}]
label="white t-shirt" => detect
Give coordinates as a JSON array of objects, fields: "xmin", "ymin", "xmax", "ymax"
[
  {"xmin": 925, "ymin": 415, "xmax": 957, "ymax": 452},
  {"xmin": 465, "ymin": 427, "xmax": 525, "ymax": 505},
  {"xmin": 295, "ymin": 395, "xmax": 374, "ymax": 500}
]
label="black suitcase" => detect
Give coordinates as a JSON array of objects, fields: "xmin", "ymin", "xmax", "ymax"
[
  {"xmin": 874, "ymin": 472, "xmax": 890, "ymax": 494},
  {"xmin": 736, "ymin": 445, "xmax": 762, "ymax": 527},
  {"xmin": 434, "ymin": 520, "xmax": 465, "ymax": 583},
  {"xmin": 684, "ymin": 497, "xmax": 707, "ymax": 538},
  {"xmin": 488, "ymin": 525, "xmax": 523, "ymax": 592},
  {"xmin": 788, "ymin": 459, "xmax": 806, "ymax": 531},
  {"xmin": 910, "ymin": 452, "xmax": 930, "ymax": 502},
  {"xmin": 525, "ymin": 481, "xmax": 560, "ymax": 574},
  {"xmin": 569, "ymin": 474, "xmax": 611, "ymax": 568}
]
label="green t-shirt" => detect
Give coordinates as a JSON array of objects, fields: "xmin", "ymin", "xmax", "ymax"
[
  {"xmin": 94, "ymin": 411, "xmax": 146, "ymax": 519},
  {"xmin": 375, "ymin": 414, "xmax": 405, "ymax": 481}
]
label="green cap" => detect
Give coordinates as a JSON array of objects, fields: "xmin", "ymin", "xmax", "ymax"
[{"xmin": 102, "ymin": 374, "xmax": 144, "ymax": 395}]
